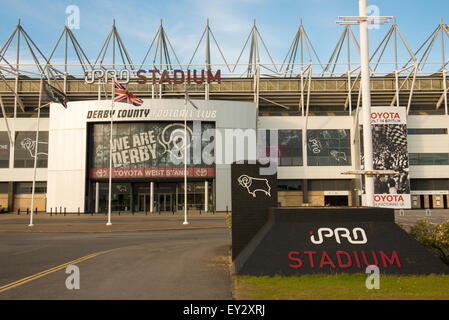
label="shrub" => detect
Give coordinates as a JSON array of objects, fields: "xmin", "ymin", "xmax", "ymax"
[{"xmin": 409, "ymin": 219, "xmax": 449, "ymax": 265}]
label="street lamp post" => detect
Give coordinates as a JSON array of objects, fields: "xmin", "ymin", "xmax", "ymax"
[{"xmin": 337, "ymin": 0, "xmax": 391, "ymax": 207}]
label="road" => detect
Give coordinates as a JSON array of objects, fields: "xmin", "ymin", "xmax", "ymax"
[{"xmin": 0, "ymin": 228, "xmax": 232, "ymax": 299}]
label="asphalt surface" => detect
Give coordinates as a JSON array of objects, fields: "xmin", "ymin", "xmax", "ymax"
[{"xmin": 0, "ymin": 228, "xmax": 232, "ymax": 300}]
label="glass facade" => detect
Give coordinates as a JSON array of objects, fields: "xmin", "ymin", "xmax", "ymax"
[
  {"xmin": 278, "ymin": 180, "xmax": 302, "ymax": 191},
  {"xmin": 308, "ymin": 179, "xmax": 351, "ymax": 191},
  {"xmin": 14, "ymin": 131, "xmax": 48, "ymax": 168},
  {"xmin": 408, "ymin": 128, "xmax": 448, "ymax": 135},
  {"xmin": 89, "ymin": 122, "xmax": 215, "ymax": 170},
  {"xmin": 409, "ymin": 153, "xmax": 449, "ymax": 165},
  {"xmin": 87, "ymin": 121, "xmax": 215, "ymax": 213},
  {"xmin": 279, "ymin": 130, "xmax": 302, "ymax": 166},
  {"xmin": 258, "ymin": 129, "xmax": 303, "ymax": 166},
  {"xmin": 307, "ymin": 129, "xmax": 351, "ymax": 166},
  {"xmin": 0, "ymin": 132, "xmax": 9, "ymax": 168},
  {"xmin": 411, "ymin": 179, "xmax": 449, "ymax": 190},
  {"xmin": 14, "ymin": 182, "xmax": 47, "ymax": 194},
  {"xmin": 90, "ymin": 181, "xmax": 213, "ymax": 213}
]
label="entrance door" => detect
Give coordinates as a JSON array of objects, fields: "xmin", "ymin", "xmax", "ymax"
[
  {"xmin": 158, "ymin": 193, "xmax": 173, "ymax": 212},
  {"xmin": 137, "ymin": 194, "xmax": 150, "ymax": 212}
]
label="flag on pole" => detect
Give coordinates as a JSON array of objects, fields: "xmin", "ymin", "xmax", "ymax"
[
  {"xmin": 42, "ymin": 81, "xmax": 69, "ymax": 108},
  {"xmin": 114, "ymin": 81, "xmax": 143, "ymax": 106}
]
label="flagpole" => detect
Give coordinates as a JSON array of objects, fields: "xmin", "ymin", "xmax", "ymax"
[
  {"xmin": 107, "ymin": 79, "xmax": 114, "ymax": 226},
  {"xmin": 29, "ymin": 76, "xmax": 43, "ymax": 227}
]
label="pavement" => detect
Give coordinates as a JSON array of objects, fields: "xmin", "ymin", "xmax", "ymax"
[
  {"xmin": 1, "ymin": 208, "xmax": 447, "ymax": 233},
  {"xmin": 0, "ymin": 212, "xmax": 229, "ymax": 233}
]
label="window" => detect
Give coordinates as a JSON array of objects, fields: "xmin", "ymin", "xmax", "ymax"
[
  {"xmin": 89, "ymin": 122, "xmax": 215, "ymax": 170},
  {"xmin": 307, "ymin": 129, "xmax": 351, "ymax": 166},
  {"xmin": 258, "ymin": 129, "xmax": 303, "ymax": 166},
  {"xmin": 0, "ymin": 182, "xmax": 8, "ymax": 193},
  {"xmin": 278, "ymin": 180, "xmax": 302, "ymax": 191},
  {"xmin": 409, "ymin": 153, "xmax": 449, "ymax": 165},
  {"xmin": 14, "ymin": 182, "xmax": 47, "ymax": 194},
  {"xmin": 14, "ymin": 131, "xmax": 48, "ymax": 168},
  {"xmin": 411, "ymin": 179, "xmax": 449, "ymax": 190},
  {"xmin": 308, "ymin": 179, "xmax": 351, "ymax": 191},
  {"xmin": 408, "ymin": 128, "xmax": 447, "ymax": 135},
  {"xmin": 278, "ymin": 130, "xmax": 302, "ymax": 166},
  {"xmin": 0, "ymin": 132, "xmax": 9, "ymax": 168}
]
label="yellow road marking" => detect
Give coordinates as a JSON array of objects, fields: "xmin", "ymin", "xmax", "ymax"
[{"xmin": 0, "ymin": 249, "xmax": 113, "ymax": 293}]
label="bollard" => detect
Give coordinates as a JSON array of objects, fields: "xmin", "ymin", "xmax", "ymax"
[
  {"xmin": 50, "ymin": 207, "xmax": 52, "ymax": 216},
  {"xmin": 64, "ymin": 208, "xmax": 66, "ymax": 216},
  {"xmin": 35, "ymin": 207, "xmax": 38, "ymax": 216},
  {"xmin": 27, "ymin": 208, "xmax": 29, "ymax": 215},
  {"xmin": 78, "ymin": 207, "xmax": 80, "ymax": 216},
  {"xmin": 18, "ymin": 208, "xmax": 20, "ymax": 215},
  {"xmin": 226, "ymin": 205, "xmax": 228, "ymax": 215},
  {"xmin": 55, "ymin": 207, "xmax": 57, "ymax": 215}
]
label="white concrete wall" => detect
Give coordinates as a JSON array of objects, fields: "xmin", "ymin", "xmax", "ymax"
[{"xmin": 407, "ymin": 115, "xmax": 449, "ymax": 179}]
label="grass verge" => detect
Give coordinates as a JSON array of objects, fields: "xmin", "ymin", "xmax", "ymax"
[{"xmin": 234, "ymin": 274, "xmax": 449, "ymax": 300}]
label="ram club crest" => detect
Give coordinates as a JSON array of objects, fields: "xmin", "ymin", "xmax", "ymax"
[{"xmin": 237, "ymin": 175, "xmax": 271, "ymax": 198}]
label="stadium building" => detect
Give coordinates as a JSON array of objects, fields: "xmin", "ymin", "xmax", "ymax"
[{"xmin": 1, "ymin": 19, "xmax": 449, "ymax": 213}]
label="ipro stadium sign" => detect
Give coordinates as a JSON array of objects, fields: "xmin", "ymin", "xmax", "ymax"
[{"xmin": 85, "ymin": 68, "xmax": 221, "ymax": 84}]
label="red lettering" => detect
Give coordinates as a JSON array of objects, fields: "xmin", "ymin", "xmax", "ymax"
[
  {"xmin": 319, "ymin": 251, "xmax": 336, "ymax": 269},
  {"xmin": 361, "ymin": 250, "xmax": 379, "ymax": 266},
  {"xmin": 193, "ymin": 70, "xmax": 204, "ymax": 84},
  {"xmin": 136, "ymin": 69, "xmax": 147, "ymax": 84},
  {"xmin": 207, "ymin": 69, "xmax": 221, "ymax": 83},
  {"xmin": 149, "ymin": 69, "xmax": 157, "ymax": 84},
  {"xmin": 288, "ymin": 251, "xmax": 303, "ymax": 268},
  {"xmin": 353, "ymin": 251, "xmax": 361, "ymax": 268},
  {"xmin": 173, "ymin": 70, "xmax": 185, "ymax": 84},
  {"xmin": 159, "ymin": 70, "xmax": 171, "ymax": 84},
  {"xmin": 303, "ymin": 251, "xmax": 317, "ymax": 268},
  {"xmin": 380, "ymin": 250, "xmax": 401, "ymax": 268},
  {"xmin": 336, "ymin": 251, "xmax": 352, "ymax": 268}
]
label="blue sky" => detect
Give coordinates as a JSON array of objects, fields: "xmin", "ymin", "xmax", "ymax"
[{"xmin": 0, "ymin": 0, "xmax": 448, "ymax": 74}]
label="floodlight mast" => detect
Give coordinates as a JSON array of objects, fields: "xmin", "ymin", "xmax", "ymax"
[{"xmin": 337, "ymin": 1, "xmax": 391, "ymax": 207}]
